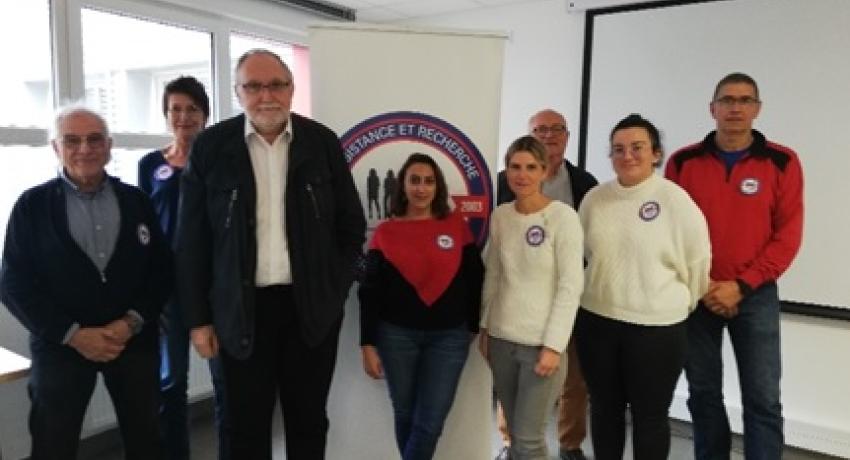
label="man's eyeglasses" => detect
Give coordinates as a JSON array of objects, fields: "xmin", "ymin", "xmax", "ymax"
[
  {"xmin": 238, "ymin": 80, "xmax": 292, "ymax": 95},
  {"xmin": 60, "ymin": 134, "xmax": 108, "ymax": 150},
  {"xmin": 714, "ymin": 96, "xmax": 760, "ymax": 107},
  {"xmin": 168, "ymin": 105, "xmax": 203, "ymax": 116},
  {"xmin": 531, "ymin": 124, "xmax": 568, "ymax": 136}
]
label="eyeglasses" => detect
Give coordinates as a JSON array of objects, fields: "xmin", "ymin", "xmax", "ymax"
[
  {"xmin": 531, "ymin": 124, "xmax": 568, "ymax": 136},
  {"xmin": 60, "ymin": 133, "xmax": 108, "ymax": 150},
  {"xmin": 714, "ymin": 96, "xmax": 760, "ymax": 107},
  {"xmin": 167, "ymin": 105, "xmax": 203, "ymax": 116},
  {"xmin": 238, "ymin": 80, "xmax": 292, "ymax": 95},
  {"xmin": 610, "ymin": 142, "xmax": 650, "ymax": 158}
]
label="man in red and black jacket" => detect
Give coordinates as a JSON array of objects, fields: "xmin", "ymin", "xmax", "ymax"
[{"xmin": 666, "ymin": 73, "xmax": 804, "ymax": 460}]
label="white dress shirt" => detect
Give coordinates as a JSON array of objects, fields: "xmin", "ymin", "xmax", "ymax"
[{"xmin": 244, "ymin": 117, "xmax": 293, "ymax": 286}]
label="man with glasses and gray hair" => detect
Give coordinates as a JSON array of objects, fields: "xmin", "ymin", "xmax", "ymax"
[
  {"xmin": 1, "ymin": 106, "xmax": 172, "ymax": 460},
  {"xmin": 666, "ymin": 72, "xmax": 804, "ymax": 459},
  {"xmin": 494, "ymin": 109, "xmax": 597, "ymax": 460},
  {"xmin": 176, "ymin": 49, "xmax": 365, "ymax": 459}
]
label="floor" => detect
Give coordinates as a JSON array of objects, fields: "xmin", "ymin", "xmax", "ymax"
[{"xmin": 93, "ymin": 401, "xmax": 840, "ymax": 460}]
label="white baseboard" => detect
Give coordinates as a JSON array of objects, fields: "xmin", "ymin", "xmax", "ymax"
[{"xmin": 671, "ymin": 394, "xmax": 850, "ymax": 458}]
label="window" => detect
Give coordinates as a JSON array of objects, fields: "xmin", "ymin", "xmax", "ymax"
[
  {"xmin": 81, "ymin": 8, "xmax": 213, "ymax": 134},
  {"xmin": 0, "ymin": 0, "xmax": 52, "ymax": 128},
  {"xmin": 0, "ymin": 0, "xmax": 53, "ymax": 245}
]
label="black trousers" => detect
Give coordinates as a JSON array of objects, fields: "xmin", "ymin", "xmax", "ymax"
[
  {"xmin": 28, "ymin": 338, "xmax": 161, "ymax": 460},
  {"xmin": 219, "ymin": 285, "xmax": 342, "ymax": 460},
  {"xmin": 575, "ymin": 308, "xmax": 687, "ymax": 460}
]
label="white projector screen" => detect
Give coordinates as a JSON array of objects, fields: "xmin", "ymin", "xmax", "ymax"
[{"xmin": 579, "ymin": 0, "xmax": 850, "ymax": 311}]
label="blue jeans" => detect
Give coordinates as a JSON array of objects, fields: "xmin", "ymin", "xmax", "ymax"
[
  {"xmin": 685, "ymin": 282, "xmax": 783, "ymax": 460},
  {"xmin": 159, "ymin": 299, "xmax": 190, "ymax": 460},
  {"xmin": 376, "ymin": 322, "xmax": 470, "ymax": 460}
]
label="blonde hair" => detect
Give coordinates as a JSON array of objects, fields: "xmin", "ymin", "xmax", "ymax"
[{"xmin": 504, "ymin": 135, "xmax": 548, "ymax": 170}]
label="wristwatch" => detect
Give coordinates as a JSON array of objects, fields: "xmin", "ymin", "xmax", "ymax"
[{"xmin": 122, "ymin": 313, "xmax": 143, "ymax": 335}]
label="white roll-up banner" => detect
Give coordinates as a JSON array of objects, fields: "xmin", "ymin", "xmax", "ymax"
[{"xmin": 309, "ymin": 23, "xmax": 506, "ymax": 460}]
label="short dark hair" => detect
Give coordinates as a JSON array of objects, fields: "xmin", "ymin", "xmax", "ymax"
[
  {"xmin": 504, "ymin": 135, "xmax": 548, "ymax": 170},
  {"xmin": 713, "ymin": 72, "xmax": 759, "ymax": 101},
  {"xmin": 610, "ymin": 113, "xmax": 664, "ymax": 167},
  {"xmin": 390, "ymin": 153, "xmax": 451, "ymax": 219},
  {"xmin": 162, "ymin": 76, "xmax": 210, "ymax": 119},
  {"xmin": 234, "ymin": 49, "xmax": 291, "ymax": 80}
]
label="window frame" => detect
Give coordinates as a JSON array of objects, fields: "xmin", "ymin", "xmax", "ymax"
[{"xmin": 0, "ymin": 0, "xmax": 312, "ymax": 152}]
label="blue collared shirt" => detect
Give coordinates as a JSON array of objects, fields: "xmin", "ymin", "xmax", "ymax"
[
  {"xmin": 58, "ymin": 170, "xmax": 143, "ymax": 342},
  {"xmin": 60, "ymin": 169, "xmax": 120, "ymax": 272}
]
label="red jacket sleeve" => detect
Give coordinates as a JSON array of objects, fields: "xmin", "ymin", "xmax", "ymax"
[{"xmin": 738, "ymin": 153, "xmax": 804, "ymax": 289}]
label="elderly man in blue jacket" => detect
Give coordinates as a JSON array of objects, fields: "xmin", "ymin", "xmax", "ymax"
[{"xmin": 1, "ymin": 106, "xmax": 172, "ymax": 460}]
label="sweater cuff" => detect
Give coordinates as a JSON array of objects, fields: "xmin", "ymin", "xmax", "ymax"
[
  {"xmin": 62, "ymin": 323, "xmax": 81, "ymax": 345},
  {"xmin": 735, "ymin": 278, "xmax": 755, "ymax": 298}
]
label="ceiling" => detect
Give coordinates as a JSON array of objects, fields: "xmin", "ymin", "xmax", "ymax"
[{"xmin": 325, "ymin": 0, "xmax": 543, "ymax": 23}]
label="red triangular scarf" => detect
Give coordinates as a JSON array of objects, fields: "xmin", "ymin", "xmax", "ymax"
[{"xmin": 370, "ymin": 212, "xmax": 473, "ymax": 306}]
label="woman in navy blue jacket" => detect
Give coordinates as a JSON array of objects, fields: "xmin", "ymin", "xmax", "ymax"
[{"xmin": 137, "ymin": 76, "xmax": 228, "ymax": 460}]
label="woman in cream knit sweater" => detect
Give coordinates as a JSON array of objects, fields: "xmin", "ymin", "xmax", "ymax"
[
  {"xmin": 576, "ymin": 114, "xmax": 711, "ymax": 460},
  {"xmin": 480, "ymin": 135, "xmax": 584, "ymax": 460}
]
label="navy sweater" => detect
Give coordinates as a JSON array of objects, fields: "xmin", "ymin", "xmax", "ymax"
[{"xmin": 0, "ymin": 176, "xmax": 173, "ymax": 352}]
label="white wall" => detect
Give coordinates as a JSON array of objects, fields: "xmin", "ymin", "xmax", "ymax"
[
  {"xmin": 404, "ymin": 0, "xmax": 587, "ymax": 169},
  {"xmin": 403, "ymin": 0, "xmax": 850, "ymax": 457}
]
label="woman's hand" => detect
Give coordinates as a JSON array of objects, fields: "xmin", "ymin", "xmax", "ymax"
[
  {"xmin": 478, "ymin": 329, "xmax": 489, "ymax": 361},
  {"xmin": 361, "ymin": 345, "xmax": 384, "ymax": 379},
  {"xmin": 534, "ymin": 347, "xmax": 561, "ymax": 377}
]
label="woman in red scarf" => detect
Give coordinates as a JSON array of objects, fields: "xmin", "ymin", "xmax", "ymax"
[{"xmin": 359, "ymin": 152, "xmax": 484, "ymax": 460}]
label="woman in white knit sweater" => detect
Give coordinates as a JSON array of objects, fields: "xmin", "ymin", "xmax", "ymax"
[
  {"xmin": 480, "ymin": 135, "xmax": 584, "ymax": 460},
  {"xmin": 576, "ymin": 114, "xmax": 711, "ymax": 460}
]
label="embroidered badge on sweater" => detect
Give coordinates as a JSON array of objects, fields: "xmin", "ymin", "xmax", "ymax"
[
  {"xmin": 155, "ymin": 164, "xmax": 174, "ymax": 181},
  {"xmin": 740, "ymin": 178, "xmax": 760, "ymax": 195},
  {"xmin": 639, "ymin": 201, "xmax": 660, "ymax": 221},
  {"xmin": 526, "ymin": 225, "xmax": 545, "ymax": 246}
]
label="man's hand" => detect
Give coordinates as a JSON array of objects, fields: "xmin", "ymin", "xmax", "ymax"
[
  {"xmin": 703, "ymin": 280, "xmax": 742, "ymax": 318},
  {"xmin": 361, "ymin": 345, "xmax": 384, "ymax": 379},
  {"xmin": 191, "ymin": 325, "xmax": 219, "ymax": 358},
  {"xmin": 103, "ymin": 319, "xmax": 133, "ymax": 345},
  {"xmin": 68, "ymin": 327, "xmax": 125, "ymax": 362},
  {"xmin": 534, "ymin": 347, "xmax": 561, "ymax": 377}
]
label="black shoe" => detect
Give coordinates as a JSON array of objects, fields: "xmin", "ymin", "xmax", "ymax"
[
  {"xmin": 494, "ymin": 445, "xmax": 511, "ymax": 460},
  {"xmin": 560, "ymin": 448, "xmax": 587, "ymax": 460}
]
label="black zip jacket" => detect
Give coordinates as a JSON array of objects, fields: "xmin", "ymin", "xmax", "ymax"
[{"xmin": 176, "ymin": 113, "xmax": 366, "ymax": 358}]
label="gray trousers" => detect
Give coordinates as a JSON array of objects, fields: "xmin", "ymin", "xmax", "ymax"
[{"xmin": 489, "ymin": 336, "xmax": 567, "ymax": 460}]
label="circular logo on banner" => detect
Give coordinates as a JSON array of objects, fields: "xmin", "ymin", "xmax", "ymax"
[
  {"xmin": 154, "ymin": 164, "xmax": 174, "ymax": 181},
  {"xmin": 436, "ymin": 234, "xmax": 454, "ymax": 250},
  {"xmin": 526, "ymin": 225, "xmax": 545, "ymax": 246},
  {"xmin": 341, "ymin": 111, "xmax": 493, "ymax": 245},
  {"xmin": 137, "ymin": 223, "xmax": 151, "ymax": 246},
  {"xmin": 639, "ymin": 201, "xmax": 661, "ymax": 221},
  {"xmin": 740, "ymin": 178, "xmax": 760, "ymax": 195}
]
